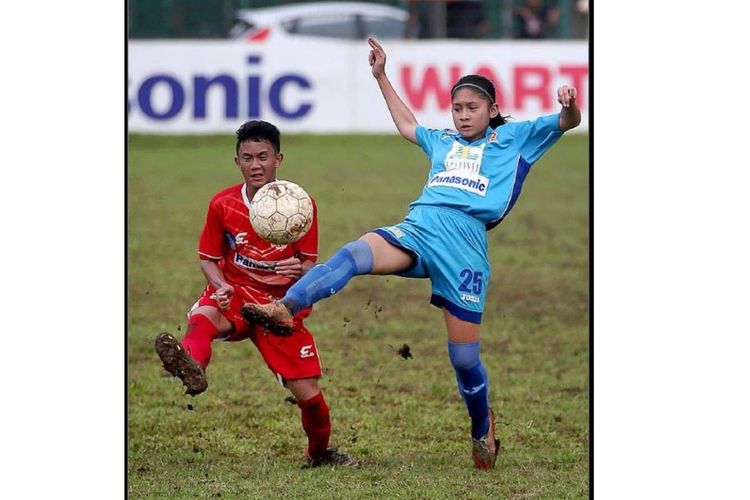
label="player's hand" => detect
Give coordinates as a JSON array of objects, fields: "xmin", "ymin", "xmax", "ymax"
[
  {"xmin": 557, "ymin": 85, "xmax": 577, "ymax": 108},
  {"xmin": 210, "ymin": 283, "xmax": 234, "ymax": 310},
  {"xmin": 275, "ymin": 257, "xmax": 304, "ymax": 280},
  {"xmin": 368, "ymin": 37, "xmax": 387, "ymax": 79}
]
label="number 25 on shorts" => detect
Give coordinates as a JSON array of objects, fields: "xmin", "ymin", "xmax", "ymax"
[{"xmin": 458, "ymin": 269, "xmax": 483, "ymax": 294}]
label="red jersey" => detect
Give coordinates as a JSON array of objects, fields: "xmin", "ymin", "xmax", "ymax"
[{"xmin": 198, "ymin": 182, "xmax": 318, "ymax": 298}]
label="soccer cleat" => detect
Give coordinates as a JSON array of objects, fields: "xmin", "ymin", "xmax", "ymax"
[
  {"xmin": 240, "ymin": 300, "xmax": 294, "ymax": 336},
  {"xmin": 472, "ymin": 408, "xmax": 500, "ymax": 470},
  {"xmin": 304, "ymin": 447, "xmax": 361, "ymax": 469},
  {"xmin": 154, "ymin": 332, "xmax": 208, "ymax": 396}
]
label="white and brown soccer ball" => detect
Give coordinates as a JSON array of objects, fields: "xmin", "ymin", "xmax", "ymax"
[{"xmin": 249, "ymin": 180, "xmax": 313, "ymax": 245}]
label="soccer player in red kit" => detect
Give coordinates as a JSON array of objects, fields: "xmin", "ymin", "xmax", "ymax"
[{"xmin": 155, "ymin": 120, "xmax": 359, "ymax": 468}]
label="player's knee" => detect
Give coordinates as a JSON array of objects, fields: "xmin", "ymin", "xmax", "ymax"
[
  {"xmin": 342, "ymin": 240, "xmax": 374, "ymax": 274},
  {"xmin": 287, "ymin": 377, "xmax": 321, "ymax": 402},
  {"xmin": 190, "ymin": 308, "xmax": 220, "ymax": 325},
  {"xmin": 189, "ymin": 307, "xmax": 231, "ymax": 335},
  {"xmin": 448, "ymin": 341, "xmax": 482, "ymax": 371}
]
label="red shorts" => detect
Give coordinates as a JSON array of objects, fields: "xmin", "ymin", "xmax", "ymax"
[{"xmin": 190, "ymin": 284, "xmax": 321, "ymax": 382}]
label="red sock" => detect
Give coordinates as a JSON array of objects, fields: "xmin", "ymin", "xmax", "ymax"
[
  {"xmin": 181, "ymin": 313, "xmax": 219, "ymax": 370},
  {"xmin": 297, "ymin": 392, "xmax": 331, "ymax": 460}
]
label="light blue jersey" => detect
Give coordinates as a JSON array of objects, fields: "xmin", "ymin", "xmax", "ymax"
[
  {"xmin": 372, "ymin": 113, "xmax": 565, "ymax": 323},
  {"xmin": 411, "ymin": 113, "xmax": 563, "ymax": 228}
]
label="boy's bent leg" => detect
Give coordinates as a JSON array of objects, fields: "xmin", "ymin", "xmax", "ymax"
[
  {"xmin": 181, "ymin": 306, "xmax": 231, "ymax": 369},
  {"xmin": 155, "ymin": 332, "xmax": 208, "ymax": 396},
  {"xmin": 155, "ymin": 305, "xmax": 231, "ymax": 396}
]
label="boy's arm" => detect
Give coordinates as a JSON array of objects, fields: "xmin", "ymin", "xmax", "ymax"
[
  {"xmin": 300, "ymin": 259, "xmax": 315, "ymax": 275},
  {"xmin": 200, "ymin": 259, "xmax": 234, "ymax": 310},
  {"xmin": 275, "ymin": 256, "xmax": 314, "ymax": 279}
]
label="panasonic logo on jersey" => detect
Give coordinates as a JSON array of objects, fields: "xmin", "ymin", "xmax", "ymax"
[
  {"xmin": 428, "ymin": 172, "xmax": 489, "ymax": 196},
  {"xmin": 234, "ymin": 253, "xmax": 276, "ymax": 271}
]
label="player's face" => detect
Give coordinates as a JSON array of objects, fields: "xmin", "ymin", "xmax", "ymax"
[
  {"xmin": 451, "ymin": 88, "xmax": 498, "ymax": 141},
  {"xmin": 235, "ymin": 139, "xmax": 283, "ymax": 190}
]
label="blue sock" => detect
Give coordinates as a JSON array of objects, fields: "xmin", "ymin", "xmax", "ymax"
[
  {"xmin": 282, "ymin": 240, "xmax": 374, "ymax": 315},
  {"xmin": 448, "ymin": 341, "xmax": 490, "ymax": 439}
]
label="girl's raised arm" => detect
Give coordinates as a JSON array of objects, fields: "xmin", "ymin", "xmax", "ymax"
[{"xmin": 368, "ymin": 37, "xmax": 419, "ymax": 145}]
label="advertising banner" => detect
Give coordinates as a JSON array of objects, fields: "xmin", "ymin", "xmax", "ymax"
[{"xmin": 129, "ymin": 39, "xmax": 588, "ymax": 133}]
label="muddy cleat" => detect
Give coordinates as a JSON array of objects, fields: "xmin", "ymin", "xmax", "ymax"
[
  {"xmin": 154, "ymin": 332, "xmax": 208, "ymax": 396},
  {"xmin": 472, "ymin": 408, "xmax": 500, "ymax": 470},
  {"xmin": 240, "ymin": 301, "xmax": 294, "ymax": 336},
  {"xmin": 304, "ymin": 447, "xmax": 361, "ymax": 469}
]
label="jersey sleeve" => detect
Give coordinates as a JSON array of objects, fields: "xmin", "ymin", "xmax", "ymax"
[
  {"xmin": 415, "ymin": 125, "xmax": 443, "ymax": 158},
  {"xmin": 293, "ymin": 198, "xmax": 318, "ymax": 263},
  {"xmin": 198, "ymin": 198, "xmax": 225, "ymax": 260},
  {"xmin": 514, "ymin": 113, "xmax": 564, "ymax": 165}
]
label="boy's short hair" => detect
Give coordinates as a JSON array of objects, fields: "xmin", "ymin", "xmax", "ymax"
[{"xmin": 235, "ymin": 120, "xmax": 281, "ymax": 154}]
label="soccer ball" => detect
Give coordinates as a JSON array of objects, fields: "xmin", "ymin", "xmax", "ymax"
[{"xmin": 249, "ymin": 180, "xmax": 313, "ymax": 245}]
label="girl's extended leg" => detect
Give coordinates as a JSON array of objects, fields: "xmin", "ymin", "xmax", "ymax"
[
  {"xmin": 443, "ymin": 309, "xmax": 499, "ymax": 470},
  {"xmin": 241, "ymin": 233, "xmax": 413, "ymax": 334},
  {"xmin": 284, "ymin": 232, "xmax": 414, "ymax": 313}
]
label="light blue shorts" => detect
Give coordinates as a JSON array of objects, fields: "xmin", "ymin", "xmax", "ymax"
[{"xmin": 371, "ymin": 205, "xmax": 490, "ymax": 324}]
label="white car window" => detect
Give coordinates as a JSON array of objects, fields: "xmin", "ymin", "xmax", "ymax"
[
  {"xmin": 360, "ymin": 15, "xmax": 405, "ymax": 39},
  {"xmin": 289, "ymin": 15, "xmax": 358, "ymax": 39}
]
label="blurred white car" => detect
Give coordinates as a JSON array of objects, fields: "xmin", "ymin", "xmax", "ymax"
[{"xmin": 228, "ymin": 2, "xmax": 411, "ymax": 41}]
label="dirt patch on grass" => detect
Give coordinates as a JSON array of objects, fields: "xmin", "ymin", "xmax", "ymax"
[{"xmin": 397, "ymin": 344, "xmax": 412, "ymax": 359}]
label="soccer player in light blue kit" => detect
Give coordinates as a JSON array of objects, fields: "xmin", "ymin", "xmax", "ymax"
[{"xmin": 243, "ymin": 37, "xmax": 581, "ymax": 469}]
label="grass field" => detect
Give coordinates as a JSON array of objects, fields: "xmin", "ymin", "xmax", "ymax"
[{"xmin": 128, "ymin": 132, "xmax": 589, "ymax": 498}]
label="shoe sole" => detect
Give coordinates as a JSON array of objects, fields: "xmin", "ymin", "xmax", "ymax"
[
  {"xmin": 154, "ymin": 333, "xmax": 208, "ymax": 396},
  {"xmin": 240, "ymin": 304, "xmax": 294, "ymax": 336}
]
